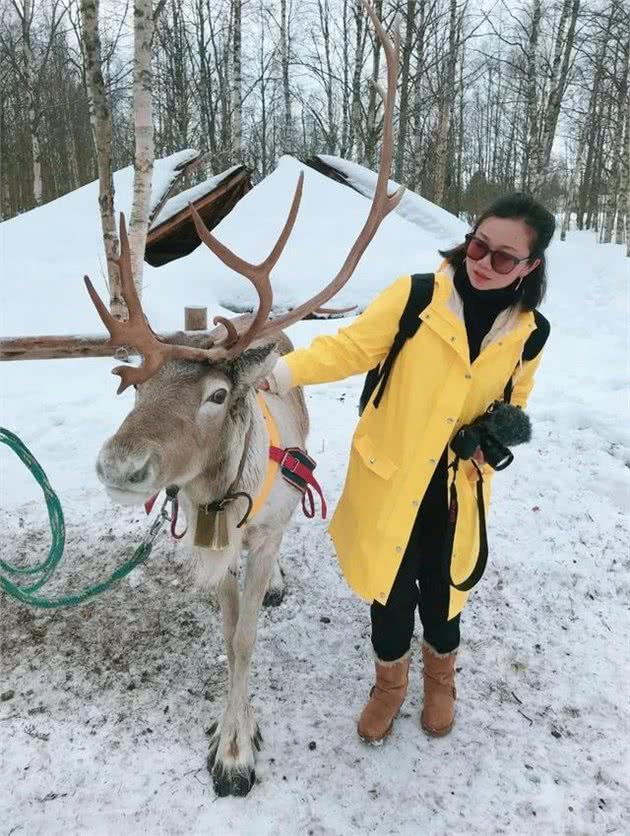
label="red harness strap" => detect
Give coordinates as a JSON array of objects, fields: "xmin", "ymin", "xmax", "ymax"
[
  {"xmin": 268, "ymin": 445, "xmax": 327, "ymax": 520},
  {"xmin": 145, "ymin": 445, "xmax": 327, "ymax": 534}
]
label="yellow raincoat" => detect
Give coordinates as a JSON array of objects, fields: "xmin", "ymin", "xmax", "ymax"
[{"xmin": 282, "ymin": 262, "xmax": 544, "ymax": 618}]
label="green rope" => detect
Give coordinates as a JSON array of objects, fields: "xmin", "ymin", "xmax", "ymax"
[{"xmin": 1, "ymin": 427, "xmax": 160, "ymax": 608}]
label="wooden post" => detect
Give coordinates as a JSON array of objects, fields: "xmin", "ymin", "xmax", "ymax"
[{"xmin": 185, "ymin": 306, "xmax": 208, "ymax": 331}]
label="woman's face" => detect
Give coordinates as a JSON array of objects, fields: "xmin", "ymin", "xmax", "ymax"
[{"xmin": 465, "ymin": 217, "xmax": 541, "ymax": 290}]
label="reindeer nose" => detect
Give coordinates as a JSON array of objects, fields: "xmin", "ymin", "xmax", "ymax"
[
  {"xmin": 128, "ymin": 460, "xmax": 150, "ymax": 484},
  {"xmin": 96, "ymin": 447, "xmax": 157, "ymax": 490}
]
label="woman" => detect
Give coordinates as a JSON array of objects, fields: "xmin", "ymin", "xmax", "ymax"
[{"xmin": 258, "ymin": 192, "xmax": 556, "ymax": 744}]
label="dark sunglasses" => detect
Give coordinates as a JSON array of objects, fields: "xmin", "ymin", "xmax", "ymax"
[{"xmin": 465, "ymin": 233, "xmax": 532, "ymax": 275}]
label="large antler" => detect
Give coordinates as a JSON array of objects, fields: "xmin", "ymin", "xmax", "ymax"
[
  {"xmin": 191, "ymin": 0, "xmax": 403, "ymax": 356},
  {"xmin": 84, "ymin": 214, "xmax": 218, "ymax": 393}
]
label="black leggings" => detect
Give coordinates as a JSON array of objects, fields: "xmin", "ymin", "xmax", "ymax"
[{"xmin": 371, "ymin": 450, "xmax": 461, "ymax": 660}]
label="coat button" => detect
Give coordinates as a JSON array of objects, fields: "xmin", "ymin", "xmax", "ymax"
[
  {"xmin": 412, "ymin": 500, "xmax": 419, "ymax": 507},
  {"xmin": 450, "ymin": 336, "xmax": 456, "ymax": 342},
  {"xmin": 446, "ymin": 417, "xmax": 455, "ymax": 423},
  {"xmin": 396, "ymin": 546, "xmax": 402, "ymax": 553},
  {"xmin": 369, "ymin": 457, "xmax": 375, "ymax": 464},
  {"xmin": 465, "ymin": 373, "xmax": 472, "ymax": 379},
  {"xmin": 429, "ymin": 458, "xmax": 436, "ymax": 464}
]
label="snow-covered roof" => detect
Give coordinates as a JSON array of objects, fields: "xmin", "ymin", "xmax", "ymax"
[
  {"xmin": 148, "ymin": 149, "xmax": 200, "ymax": 221},
  {"xmin": 317, "ymin": 154, "xmax": 467, "ymax": 243},
  {"xmin": 150, "ymin": 164, "xmax": 242, "ymax": 230}
]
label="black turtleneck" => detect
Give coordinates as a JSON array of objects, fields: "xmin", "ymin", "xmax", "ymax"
[{"xmin": 453, "ymin": 264, "xmax": 520, "ymax": 363}]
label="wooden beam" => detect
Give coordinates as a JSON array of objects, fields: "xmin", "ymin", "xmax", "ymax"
[{"xmin": 0, "ymin": 331, "xmax": 219, "ymax": 362}]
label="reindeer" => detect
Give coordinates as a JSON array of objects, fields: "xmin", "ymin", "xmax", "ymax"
[{"xmin": 85, "ymin": 1, "xmax": 403, "ymax": 799}]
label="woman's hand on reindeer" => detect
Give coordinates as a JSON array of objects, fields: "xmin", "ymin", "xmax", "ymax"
[
  {"xmin": 472, "ymin": 446, "xmax": 485, "ymax": 466},
  {"xmin": 255, "ymin": 358, "xmax": 293, "ymax": 396}
]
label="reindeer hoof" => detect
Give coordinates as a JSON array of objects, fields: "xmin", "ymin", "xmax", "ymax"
[
  {"xmin": 213, "ymin": 765, "xmax": 256, "ymax": 797},
  {"xmin": 263, "ymin": 587, "xmax": 285, "ymax": 607}
]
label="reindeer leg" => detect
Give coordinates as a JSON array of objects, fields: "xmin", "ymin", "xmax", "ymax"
[
  {"xmin": 210, "ymin": 528, "xmax": 282, "ymax": 797},
  {"xmin": 262, "ymin": 553, "xmax": 286, "ymax": 608},
  {"xmin": 207, "ymin": 565, "xmax": 240, "ymax": 756}
]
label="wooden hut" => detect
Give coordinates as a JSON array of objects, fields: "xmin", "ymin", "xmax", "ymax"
[{"xmin": 145, "ymin": 164, "xmax": 253, "ymax": 267}]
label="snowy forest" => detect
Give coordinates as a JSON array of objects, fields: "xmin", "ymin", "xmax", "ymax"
[{"xmin": 1, "ymin": 0, "xmax": 629, "ymax": 247}]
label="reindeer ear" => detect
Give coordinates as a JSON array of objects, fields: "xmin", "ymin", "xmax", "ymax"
[{"xmin": 225, "ymin": 342, "xmax": 278, "ymax": 391}]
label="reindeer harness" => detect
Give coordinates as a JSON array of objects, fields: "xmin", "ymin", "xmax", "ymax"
[{"xmin": 144, "ymin": 393, "xmax": 327, "ymax": 545}]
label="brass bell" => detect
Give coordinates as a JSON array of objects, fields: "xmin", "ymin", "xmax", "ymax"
[{"xmin": 194, "ymin": 502, "xmax": 231, "ymax": 550}]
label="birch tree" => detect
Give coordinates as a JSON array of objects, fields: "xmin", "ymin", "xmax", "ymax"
[
  {"xmin": 280, "ymin": 0, "xmax": 292, "ymax": 150},
  {"xmin": 128, "ymin": 0, "xmax": 155, "ymax": 292},
  {"xmin": 79, "ymin": 0, "xmax": 123, "ymax": 317},
  {"xmin": 531, "ymin": 0, "xmax": 580, "ymax": 193},
  {"xmin": 231, "ymin": 0, "xmax": 242, "ymax": 159},
  {"xmin": 432, "ymin": 0, "xmax": 459, "ymax": 205}
]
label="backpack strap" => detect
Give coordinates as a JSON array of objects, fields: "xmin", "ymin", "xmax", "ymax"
[
  {"xmin": 504, "ymin": 310, "xmax": 550, "ymax": 403},
  {"xmin": 371, "ymin": 273, "xmax": 434, "ymax": 410}
]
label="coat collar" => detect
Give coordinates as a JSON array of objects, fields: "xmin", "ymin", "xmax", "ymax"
[{"xmin": 418, "ymin": 261, "xmax": 536, "ymax": 368}]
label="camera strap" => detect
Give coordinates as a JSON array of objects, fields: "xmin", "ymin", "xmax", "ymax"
[{"xmin": 442, "ymin": 457, "xmax": 489, "ymax": 592}]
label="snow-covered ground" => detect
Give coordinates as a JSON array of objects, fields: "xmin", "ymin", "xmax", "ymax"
[{"xmin": 0, "ymin": 163, "xmax": 629, "ymax": 835}]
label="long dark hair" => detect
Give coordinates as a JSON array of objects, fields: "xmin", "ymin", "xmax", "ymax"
[{"xmin": 439, "ymin": 193, "xmax": 556, "ymax": 310}]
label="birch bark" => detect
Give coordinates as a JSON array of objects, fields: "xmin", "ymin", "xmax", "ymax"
[
  {"xmin": 280, "ymin": 0, "xmax": 292, "ymax": 150},
  {"xmin": 79, "ymin": 0, "xmax": 123, "ymax": 318},
  {"xmin": 231, "ymin": 0, "xmax": 242, "ymax": 160},
  {"xmin": 128, "ymin": 0, "xmax": 155, "ymax": 295},
  {"xmin": 433, "ymin": 0, "xmax": 458, "ymax": 206},
  {"xmin": 524, "ymin": 0, "xmax": 542, "ymax": 191},
  {"xmin": 394, "ymin": 0, "xmax": 415, "ymax": 182},
  {"xmin": 15, "ymin": 0, "xmax": 42, "ymax": 205},
  {"xmin": 532, "ymin": 0, "xmax": 580, "ymax": 194},
  {"xmin": 614, "ymin": 32, "xmax": 630, "ymax": 246},
  {"xmin": 348, "ymin": 0, "xmax": 366, "ymax": 158}
]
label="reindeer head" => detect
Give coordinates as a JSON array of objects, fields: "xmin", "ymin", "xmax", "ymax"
[{"xmin": 96, "ymin": 336, "xmax": 277, "ymax": 505}]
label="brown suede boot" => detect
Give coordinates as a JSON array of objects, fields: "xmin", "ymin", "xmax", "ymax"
[
  {"xmin": 421, "ymin": 641, "xmax": 457, "ymax": 737},
  {"xmin": 357, "ymin": 654, "xmax": 410, "ymax": 745}
]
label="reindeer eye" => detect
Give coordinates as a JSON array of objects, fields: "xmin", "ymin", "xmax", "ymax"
[{"xmin": 207, "ymin": 388, "xmax": 228, "ymax": 405}]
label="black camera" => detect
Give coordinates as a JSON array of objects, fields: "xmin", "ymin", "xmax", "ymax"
[{"xmin": 450, "ymin": 401, "xmax": 531, "ymax": 471}]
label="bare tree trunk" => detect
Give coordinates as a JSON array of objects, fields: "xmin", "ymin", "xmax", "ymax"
[
  {"xmin": 231, "ymin": 0, "xmax": 242, "ymax": 160},
  {"xmin": 128, "ymin": 0, "xmax": 154, "ymax": 293},
  {"xmin": 348, "ymin": 0, "xmax": 366, "ymax": 158},
  {"xmin": 433, "ymin": 0, "xmax": 458, "ymax": 205},
  {"xmin": 341, "ymin": 0, "xmax": 350, "ymax": 155},
  {"xmin": 615, "ymin": 28, "xmax": 630, "ymax": 246},
  {"xmin": 394, "ymin": 0, "xmax": 415, "ymax": 182},
  {"xmin": 524, "ymin": 0, "xmax": 542, "ymax": 191},
  {"xmin": 79, "ymin": 0, "xmax": 123, "ymax": 319},
  {"xmin": 617, "ymin": 103, "xmax": 629, "ymax": 247},
  {"xmin": 602, "ymin": 46, "xmax": 624, "ymax": 245},
  {"xmin": 17, "ymin": 0, "xmax": 42, "ymax": 205},
  {"xmin": 561, "ymin": 130, "xmax": 587, "ymax": 241},
  {"xmin": 533, "ymin": 0, "xmax": 580, "ymax": 193},
  {"xmin": 280, "ymin": 0, "xmax": 292, "ymax": 150},
  {"xmin": 410, "ymin": 0, "xmax": 427, "ymax": 191},
  {"xmin": 363, "ymin": 0, "xmax": 383, "ymax": 167}
]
